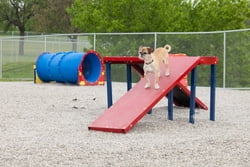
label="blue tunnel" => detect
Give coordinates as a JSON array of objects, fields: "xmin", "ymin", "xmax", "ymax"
[{"xmin": 36, "ymin": 50, "xmax": 104, "ymax": 85}]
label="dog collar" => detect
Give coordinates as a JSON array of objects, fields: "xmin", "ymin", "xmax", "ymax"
[{"xmin": 145, "ymin": 59, "xmax": 154, "ymax": 65}]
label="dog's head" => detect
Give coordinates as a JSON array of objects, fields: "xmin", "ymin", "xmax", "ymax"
[{"xmin": 138, "ymin": 46, "xmax": 154, "ymax": 60}]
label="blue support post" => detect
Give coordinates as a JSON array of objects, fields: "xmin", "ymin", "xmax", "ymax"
[
  {"xmin": 210, "ymin": 64, "xmax": 216, "ymax": 121},
  {"xmin": 147, "ymin": 109, "xmax": 152, "ymax": 114},
  {"xmin": 189, "ymin": 67, "xmax": 197, "ymax": 124},
  {"xmin": 168, "ymin": 89, "xmax": 174, "ymax": 120},
  {"xmin": 126, "ymin": 64, "xmax": 132, "ymax": 91},
  {"xmin": 106, "ymin": 63, "xmax": 113, "ymax": 108}
]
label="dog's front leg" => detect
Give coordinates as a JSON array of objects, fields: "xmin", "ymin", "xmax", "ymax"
[
  {"xmin": 154, "ymin": 71, "xmax": 160, "ymax": 89},
  {"xmin": 144, "ymin": 72, "xmax": 150, "ymax": 88}
]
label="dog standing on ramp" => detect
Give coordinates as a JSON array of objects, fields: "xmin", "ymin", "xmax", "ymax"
[{"xmin": 138, "ymin": 44, "xmax": 171, "ymax": 89}]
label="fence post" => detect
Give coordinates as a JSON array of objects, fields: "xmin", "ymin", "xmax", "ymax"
[
  {"xmin": 223, "ymin": 32, "xmax": 226, "ymax": 88},
  {"xmin": 154, "ymin": 32, "xmax": 157, "ymax": 49},
  {"xmin": 94, "ymin": 33, "xmax": 96, "ymax": 51},
  {"xmin": 44, "ymin": 36, "xmax": 47, "ymax": 52},
  {"xmin": 0, "ymin": 39, "xmax": 2, "ymax": 79}
]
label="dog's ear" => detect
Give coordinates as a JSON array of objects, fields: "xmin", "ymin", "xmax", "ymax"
[
  {"xmin": 148, "ymin": 47, "xmax": 154, "ymax": 54},
  {"xmin": 138, "ymin": 46, "xmax": 143, "ymax": 50}
]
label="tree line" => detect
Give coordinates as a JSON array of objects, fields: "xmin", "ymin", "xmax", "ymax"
[{"xmin": 0, "ymin": 0, "xmax": 249, "ymax": 35}]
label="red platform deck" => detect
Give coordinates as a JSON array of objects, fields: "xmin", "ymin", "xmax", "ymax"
[{"xmin": 89, "ymin": 56, "xmax": 218, "ymax": 133}]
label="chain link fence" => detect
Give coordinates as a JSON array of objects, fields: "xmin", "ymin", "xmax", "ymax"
[{"xmin": 0, "ymin": 29, "xmax": 250, "ymax": 88}]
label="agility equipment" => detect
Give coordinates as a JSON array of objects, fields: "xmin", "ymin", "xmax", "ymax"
[
  {"xmin": 89, "ymin": 55, "xmax": 218, "ymax": 133},
  {"xmin": 122, "ymin": 54, "xmax": 207, "ymax": 109},
  {"xmin": 34, "ymin": 50, "xmax": 105, "ymax": 85}
]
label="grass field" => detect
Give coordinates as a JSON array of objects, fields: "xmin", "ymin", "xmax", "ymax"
[{"xmin": 1, "ymin": 62, "xmax": 34, "ymax": 81}]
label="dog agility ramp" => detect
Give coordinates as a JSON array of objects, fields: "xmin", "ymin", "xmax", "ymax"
[{"xmin": 88, "ymin": 56, "xmax": 201, "ymax": 133}]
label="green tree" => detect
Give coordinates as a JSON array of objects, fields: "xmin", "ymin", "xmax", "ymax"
[
  {"xmin": 31, "ymin": 0, "xmax": 75, "ymax": 33},
  {"xmin": 68, "ymin": 0, "xmax": 250, "ymax": 32},
  {"xmin": 31, "ymin": 0, "xmax": 78, "ymax": 50},
  {"xmin": 0, "ymin": 0, "xmax": 38, "ymax": 56},
  {"xmin": 189, "ymin": 0, "xmax": 250, "ymax": 31},
  {"xmin": 68, "ymin": 0, "xmax": 191, "ymax": 33},
  {"xmin": 246, "ymin": 0, "xmax": 250, "ymax": 26}
]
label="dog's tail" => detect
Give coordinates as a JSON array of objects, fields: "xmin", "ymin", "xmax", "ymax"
[{"xmin": 164, "ymin": 44, "xmax": 171, "ymax": 52}]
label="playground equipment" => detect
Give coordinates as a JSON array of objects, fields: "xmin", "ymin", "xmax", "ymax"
[
  {"xmin": 89, "ymin": 54, "xmax": 218, "ymax": 133},
  {"xmin": 133, "ymin": 54, "xmax": 207, "ymax": 109},
  {"xmin": 34, "ymin": 50, "xmax": 105, "ymax": 85}
]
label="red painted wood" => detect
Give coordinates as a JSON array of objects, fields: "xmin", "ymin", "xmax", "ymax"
[
  {"xmin": 103, "ymin": 56, "xmax": 144, "ymax": 64},
  {"xmin": 199, "ymin": 56, "xmax": 219, "ymax": 65},
  {"xmin": 89, "ymin": 56, "xmax": 201, "ymax": 133},
  {"xmin": 103, "ymin": 54, "xmax": 218, "ymax": 65}
]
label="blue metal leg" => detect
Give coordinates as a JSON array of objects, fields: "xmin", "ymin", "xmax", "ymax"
[
  {"xmin": 210, "ymin": 65, "xmax": 216, "ymax": 121},
  {"xmin": 168, "ymin": 89, "xmax": 174, "ymax": 120},
  {"xmin": 189, "ymin": 67, "xmax": 197, "ymax": 124},
  {"xmin": 126, "ymin": 64, "xmax": 132, "ymax": 91},
  {"xmin": 148, "ymin": 109, "xmax": 152, "ymax": 114},
  {"xmin": 106, "ymin": 63, "xmax": 113, "ymax": 108}
]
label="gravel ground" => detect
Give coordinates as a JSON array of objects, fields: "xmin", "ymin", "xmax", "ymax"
[{"xmin": 0, "ymin": 81, "xmax": 249, "ymax": 167}]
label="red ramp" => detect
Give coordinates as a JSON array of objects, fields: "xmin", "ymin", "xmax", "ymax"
[
  {"xmin": 89, "ymin": 56, "xmax": 203, "ymax": 133},
  {"xmin": 130, "ymin": 58, "xmax": 208, "ymax": 110}
]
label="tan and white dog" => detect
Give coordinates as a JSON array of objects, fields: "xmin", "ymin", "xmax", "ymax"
[{"xmin": 138, "ymin": 44, "xmax": 171, "ymax": 89}]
